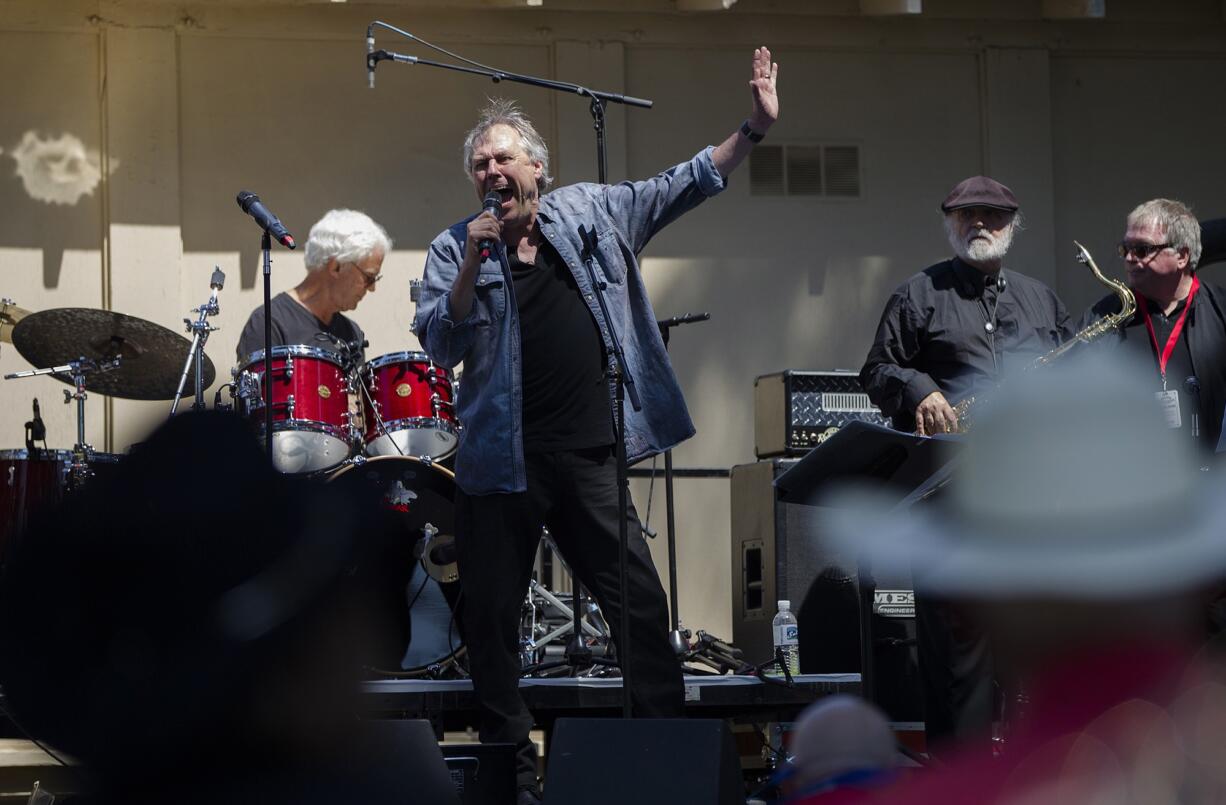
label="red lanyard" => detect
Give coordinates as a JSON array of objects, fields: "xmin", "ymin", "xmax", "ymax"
[{"xmin": 1135, "ymin": 274, "xmax": 1199, "ymax": 384}]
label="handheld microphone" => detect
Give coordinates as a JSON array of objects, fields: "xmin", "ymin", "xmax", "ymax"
[
  {"xmin": 478, "ymin": 191, "xmax": 502, "ymax": 259},
  {"xmin": 366, "ymin": 26, "xmax": 376, "ymax": 89},
  {"xmin": 236, "ymin": 191, "xmax": 296, "ymax": 249}
]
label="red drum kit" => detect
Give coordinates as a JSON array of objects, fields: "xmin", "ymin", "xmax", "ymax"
[{"xmin": 233, "ymin": 346, "xmax": 459, "ymax": 475}]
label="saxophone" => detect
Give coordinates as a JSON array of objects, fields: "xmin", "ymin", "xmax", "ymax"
[{"xmin": 951, "ymin": 241, "xmax": 1135, "ymax": 431}]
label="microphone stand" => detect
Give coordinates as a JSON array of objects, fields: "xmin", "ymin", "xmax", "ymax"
[
  {"xmin": 655, "ymin": 312, "xmax": 710, "ymax": 656},
  {"xmin": 261, "ymin": 230, "xmax": 273, "ymax": 463},
  {"xmin": 369, "ymin": 20, "xmax": 653, "ymax": 719}
]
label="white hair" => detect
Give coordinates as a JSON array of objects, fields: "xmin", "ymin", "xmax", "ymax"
[{"xmin": 303, "ymin": 209, "xmax": 392, "ymax": 272}]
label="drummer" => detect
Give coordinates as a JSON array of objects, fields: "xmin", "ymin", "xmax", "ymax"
[{"xmin": 235, "ymin": 209, "xmax": 392, "ymax": 364}]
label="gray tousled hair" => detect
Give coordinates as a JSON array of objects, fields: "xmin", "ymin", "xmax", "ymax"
[
  {"xmin": 461, "ymin": 98, "xmax": 553, "ymax": 193},
  {"xmin": 303, "ymin": 209, "xmax": 392, "ymax": 272},
  {"xmin": 1127, "ymin": 198, "xmax": 1202, "ymax": 270}
]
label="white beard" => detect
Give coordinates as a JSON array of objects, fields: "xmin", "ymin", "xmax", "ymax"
[{"xmin": 946, "ymin": 218, "xmax": 1015, "ymax": 265}]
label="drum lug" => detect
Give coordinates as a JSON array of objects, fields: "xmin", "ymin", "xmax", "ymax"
[
  {"xmin": 351, "ymin": 453, "xmax": 367, "ymax": 467},
  {"xmin": 419, "ymin": 454, "xmax": 434, "ymax": 467},
  {"xmin": 284, "ymin": 354, "xmax": 294, "ymax": 380},
  {"xmin": 284, "ymin": 394, "xmax": 295, "ymax": 419}
]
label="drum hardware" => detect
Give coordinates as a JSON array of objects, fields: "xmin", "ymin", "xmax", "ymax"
[
  {"xmin": 170, "ymin": 267, "xmax": 225, "ymax": 416},
  {"xmin": 418, "ymin": 523, "xmax": 458, "ymax": 584},
  {"xmin": 6, "ymin": 356, "xmax": 121, "ymax": 489}
]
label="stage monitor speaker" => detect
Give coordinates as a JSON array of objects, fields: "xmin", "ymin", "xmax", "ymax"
[
  {"xmin": 441, "ymin": 742, "xmax": 517, "ymax": 805},
  {"xmin": 543, "ymin": 718, "xmax": 741, "ymax": 805},
  {"xmin": 360, "ymin": 719, "xmax": 461, "ymax": 805},
  {"xmin": 730, "ymin": 458, "xmax": 922, "ymax": 722}
]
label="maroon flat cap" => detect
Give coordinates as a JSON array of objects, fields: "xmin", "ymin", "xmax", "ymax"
[{"xmin": 940, "ymin": 176, "xmax": 1019, "ymax": 213}]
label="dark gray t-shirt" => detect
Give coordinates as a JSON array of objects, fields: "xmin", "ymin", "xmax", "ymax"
[{"xmin": 235, "ymin": 291, "xmax": 365, "ymax": 367}]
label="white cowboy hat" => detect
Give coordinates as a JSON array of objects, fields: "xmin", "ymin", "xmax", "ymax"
[{"xmin": 821, "ymin": 353, "xmax": 1226, "ymax": 599}]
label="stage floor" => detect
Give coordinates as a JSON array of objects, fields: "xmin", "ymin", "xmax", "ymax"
[{"xmin": 363, "ymin": 673, "xmax": 861, "ymax": 729}]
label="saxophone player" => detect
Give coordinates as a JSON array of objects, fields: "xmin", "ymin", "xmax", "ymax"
[
  {"xmin": 1078, "ymin": 199, "xmax": 1226, "ymax": 457},
  {"xmin": 858, "ymin": 176, "xmax": 1073, "ymax": 756},
  {"xmin": 860, "ymin": 176, "xmax": 1073, "ymax": 437}
]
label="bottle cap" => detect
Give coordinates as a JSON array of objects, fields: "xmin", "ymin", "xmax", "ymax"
[{"xmin": 778, "ymin": 600, "xmax": 790, "ymax": 610}]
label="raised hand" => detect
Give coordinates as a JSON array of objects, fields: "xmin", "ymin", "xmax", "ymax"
[{"xmin": 748, "ymin": 46, "xmax": 779, "ymax": 132}]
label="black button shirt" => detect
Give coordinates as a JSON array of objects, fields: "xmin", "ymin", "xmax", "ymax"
[{"xmin": 861, "ymin": 258, "xmax": 1072, "ymax": 432}]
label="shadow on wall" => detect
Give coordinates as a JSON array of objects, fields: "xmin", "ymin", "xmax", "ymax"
[{"xmin": 0, "ymin": 130, "xmax": 117, "ymax": 288}]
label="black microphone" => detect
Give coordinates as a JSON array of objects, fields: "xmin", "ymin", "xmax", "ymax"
[
  {"xmin": 478, "ymin": 191, "xmax": 502, "ymax": 259},
  {"xmin": 30, "ymin": 398, "xmax": 45, "ymax": 441},
  {"xmin": 366, "ymin": 26, "xmax": 376, "ymax": 89},
  {"xmin": 996, "ymin": 273, "xmax": 1007, "ymax": 292},
  {"xmin": 236, "ymin": 191, "xmax": 296, "ymax": 249}
]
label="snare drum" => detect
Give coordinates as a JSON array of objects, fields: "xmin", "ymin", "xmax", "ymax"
[
  {"xmin": 360, "ymin": 352, "xmax": 458, "ymax": 460},
  {"xmin": 235, "ymin": 345, "xmax": 358, "ymax": 474}
]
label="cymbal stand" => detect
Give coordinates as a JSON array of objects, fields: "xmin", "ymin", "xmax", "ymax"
[
  {"xmin": 4, "ymin": 356, "xmax": 121, "ymax": 488},
  {"xmin": 171, "ymin": 267, "xmax": 225, "ymax": 416}
]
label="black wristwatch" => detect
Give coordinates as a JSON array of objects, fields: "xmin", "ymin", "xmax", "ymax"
[{"xmin": 740, "ymin": 119, "xmax": 765, "ymax": 143}]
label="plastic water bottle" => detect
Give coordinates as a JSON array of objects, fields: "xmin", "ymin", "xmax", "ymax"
[{"xmin": 771, "ymin": 600, "xmax": 800, "ymax": 677}]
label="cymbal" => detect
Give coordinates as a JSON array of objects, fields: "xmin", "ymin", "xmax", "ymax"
[
  {"xmin": 11, "ymin": 308, "xmax": 216, "ymax": 400},
  {"xmin": 0, "ymin": 299, "xmax": 31, "ymax": 343}
]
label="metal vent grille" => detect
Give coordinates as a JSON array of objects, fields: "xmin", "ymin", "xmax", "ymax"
[
  {"xmin": 824, "ymin": 146, "xmax": 861, "ymax": 196},
  {"xmin": 749, "ymin": 145, "xmax": 785, "ymax": 195},
  {"xmin": 786, "ymin": 146, "xmax": 822, "ymax": 195},
  {"xmin": 819, "ymin": 392, "xmax": 875, "ymax": 413},
  {"xmin": 749, "ymin": 143, "xmax": 861, "ymax": 198}
]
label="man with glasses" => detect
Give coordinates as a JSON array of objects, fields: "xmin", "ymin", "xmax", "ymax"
[
  {"xmin": 1078, "ymin": 198, "xmax": 1226, "ymax": 456},
  {"xmin": 236, "ymin": 208, "xmax": 391, "ymax": 363},
  {"xmin": 860, "ymin": 176, "xmax": 1072, "ymax": 758}
]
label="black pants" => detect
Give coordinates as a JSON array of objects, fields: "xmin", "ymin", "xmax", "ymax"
[
  {"xmin": 454, "ymin": 446, "xmax": 684, "ymax": 789},
  {"xmin": 913, "ymin": 591, "xmax": 995, "ymax": 757}
]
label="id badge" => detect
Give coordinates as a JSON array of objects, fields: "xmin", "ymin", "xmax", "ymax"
[{"xmin": 1155, "ymin": 389, "xmax": 1181, "ymax": 429}]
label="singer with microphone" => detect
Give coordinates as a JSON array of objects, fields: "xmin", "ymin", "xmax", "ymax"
[
  {"xmin": 236, "ymin": 209, "xmax": 391, "ymax": 363},
  {"xmin": 414, "ymin": 47, "xmax": 779, "ymax": 804},
  {"xmin": 857, "ymin": 176, "xmax": 1073, "ymax": 761}
]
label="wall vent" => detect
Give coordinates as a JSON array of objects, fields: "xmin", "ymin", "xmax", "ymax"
[{"xmin": 749, "ymin": 143, "xmax": 861, "ymax": 198}]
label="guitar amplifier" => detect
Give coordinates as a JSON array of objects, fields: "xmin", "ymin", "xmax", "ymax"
[{"xmin": 754, "ymin": 370, "xmax": 887, "ymax": 458}]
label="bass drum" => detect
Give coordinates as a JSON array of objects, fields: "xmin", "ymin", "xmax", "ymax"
[{"xmin": 328, "ymin": 455, "xmax": 464, "ymax": 676}]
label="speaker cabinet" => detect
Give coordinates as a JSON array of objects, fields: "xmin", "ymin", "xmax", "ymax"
[
  {"xmin": 730, "ymin": 459, "xmax": 922, "ymax": 722},
  {"xmin": 544, "ymin": 718, "xmax": 741, "ymax": 805}
]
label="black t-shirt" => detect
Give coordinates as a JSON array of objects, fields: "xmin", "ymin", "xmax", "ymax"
[
  {"xmin": 235, "ymin": 291, "xmax": 365, "ymax": 367},
  {"xmin": 509, "ymin": 240, "xmax": 613, "ymax": 453}
]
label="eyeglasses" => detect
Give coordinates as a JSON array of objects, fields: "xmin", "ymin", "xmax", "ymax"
[
  {"xmin": 348, "ymin": 262, "xmax": 383, "ymax": 287},
  {"xmin": 1117, "ymin": 241, "xmax": 1174, "ymax": 260}
]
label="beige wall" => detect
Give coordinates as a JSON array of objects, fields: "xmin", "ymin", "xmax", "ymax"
[{"xmin": 2, "ymin": 1, "xmax": 1225, "ymax": 641}]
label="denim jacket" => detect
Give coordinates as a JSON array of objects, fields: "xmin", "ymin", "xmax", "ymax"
[{"xmin": 415, "ymin": 146, "xmax": 727, "ymax": 494}]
